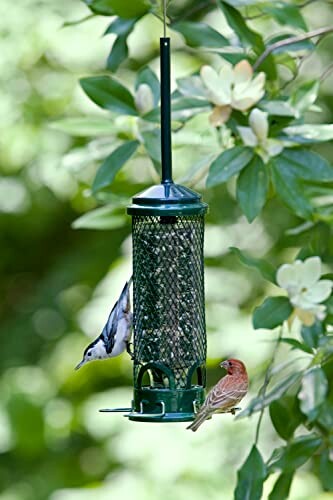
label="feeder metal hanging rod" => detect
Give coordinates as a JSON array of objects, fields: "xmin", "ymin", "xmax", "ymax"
[{"xmin": 160, "ymin": 36, "xmax": 173, "ymax": 184}]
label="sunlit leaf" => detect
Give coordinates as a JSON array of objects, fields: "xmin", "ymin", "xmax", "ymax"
[
  {"xmin": 50, "ymin": 118, "xmax": 117, "ymax": 136},
  {"xmin": 135, "ymin": 67, "xmax": 160, "ymax": 107},
  {"xmin": 289, "ymin": 80, "xmax": 319, "ymax": 115},
  {"xmin": 253, "ymin": 296, "xmax": 292, "ymax": 330},
  {"xmin": 234, "ymin": 445, "xmax": 266, "ymax": 500},
  {"xmin": 238, "ymin": 372, "xmax": 302, "ymax": 417},
  {"xmin": 72, "ymin": 206, "xmax": 127, "ymax": 230},
  {"xmin": 298, "ymin": 367, "xmax": 328, "ymax": 422}
]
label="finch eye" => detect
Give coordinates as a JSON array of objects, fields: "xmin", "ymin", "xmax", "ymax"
[{"xmin": 88, "ymin": 352, "xmax": 92, "ymax": 357}]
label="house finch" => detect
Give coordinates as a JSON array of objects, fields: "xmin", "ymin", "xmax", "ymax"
[{"xmin": 187, "ymin": 359, "xmax": 248, "ymax": 432}]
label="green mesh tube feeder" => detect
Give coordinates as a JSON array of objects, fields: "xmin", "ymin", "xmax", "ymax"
[
  {"xmin": 101, "ymin": 38, "xmax": 208, "ymax": 422},
  {"xmin": 128, "ymin": 38, "xmax": 207, "ymax": 422}
]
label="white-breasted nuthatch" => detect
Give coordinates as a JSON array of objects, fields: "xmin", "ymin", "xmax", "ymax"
[{"xmin": 75, "ymin": 277, "xmax": 133, "ymax": 370}]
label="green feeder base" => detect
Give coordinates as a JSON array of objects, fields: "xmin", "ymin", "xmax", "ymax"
[{"xmin": 127, "ymin": 386, "xmax": 205, "ymax": 423}]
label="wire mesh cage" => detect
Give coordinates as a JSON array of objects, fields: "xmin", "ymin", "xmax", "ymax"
[{"xmin": 126, "ymin": 184, "xmax": 208, "ymax": 422}]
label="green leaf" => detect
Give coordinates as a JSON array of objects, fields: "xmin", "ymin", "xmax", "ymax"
[
  {"xmin": 85, "ymin": 0, "xmax": 149, "ymax": 18},
  {"xmin": 92, "ymin": 140, "xmax": 139, "ymax": 192},
  {"xmin": 301, "ymin": 321, "xmax": 323, "ymax": 349},
  {"xmin": 236, "ymin": 154, "xmax": 269, "ymax": 222},
  {"xmin": 80, "ymin": 76, "xmax": 137, "ymax": 116},
  {"xmin": 238, "ymin": 372, "xmax": 302, "ymax": 418},
  {"xmin": 263, "ymin": 4, "xmax": 307, "ymax": 31},
  {"xmin": 267, "ymin": 434, "xmax": 322, "ymax": 473},
  {"xmin": 218, "ymin": 1, "xmax": 277, "ymax": 79},
  {"xmin": 103, "ymin": 15, "xmax": 138, "ymax": 72},
  {"xmin": 266, "ymin": 33, "xmax": 315, "ymax": 55},
  {"xmin": 268, "ymin": 472, "xmax": 294, "ymax": 500},
  {"xmin": 230, "ymin": 247, "xmax": 276, "ymax": 283},
  {"xmin": 106, "ymin": 35, "xmax": 128, "ymax": 72},
  {"xmin": 218, "ymin": 1, "xmax": 262, "ymax": 50},
  {"xmin": 172, "ymin": 21, "xmax": 229, "ymax": 48},
  {"xmin": 135, "ymin": 67, "xmax": 160, "ymax": 107},
  {"xmin": 319, "ymin": 450, "xmax": 333, "ymax": 491},
  {"xmin": 142, "ymin": 129, "xmax": 161, "ymax": 168},
  {"xmin": 171, "ymin": 97, "xmax": 211, "ymax": 122},
  {"xmin": 82, "ymin": 0, "xmax": 115, "ymax": 15},
  {"xmin": 279, "ymin": 338, "xmax": 313, "ymax": 354},
  {"xmin": 72, "ymin": 206, "xmax": 127, "ymax": 230},
  {"xmin": 269, "ymin": 396, "xmax": 303, "ymax": 441},
  {"xmin": 270, "ymin": 157, "xmax": 313, "ymax": 219},
  {"xmin": 104, "ymin": 17, "xmax": 137, "ymax": 36},
  {"xmin": 253, "ymin": 297, "xmax": 292, "ymax": 330},
  {"xmin": 50, "ymin": 118, "xmax": 116, "ymax": 136},
  {"xmin": 206, "ymin": 146, "xmax": 253, "ymax": 187},
  {"xmin": 276, "ymin": 150, "xmax": 333, "ymax": 183},
  {"xmin": 234, "ymin": 446, "xmax": 266, "ymax": 500},
  {"xmin": 289, "ymin": 80, "xmax": 319, "ymax": 115},
  {"xmin": 176, "ymin": 75, "xmax": 207, "ymax": 99},
  {"xmin": 317, "ymin": 400, "xmax": 333, "ymax": 431},
  {"xmin": 143, "ymin": 97, "xmax": 210, "ymax": 123},
  {"xmin": 298, "ymin": 367, "xmax": 328, "ymax": 422},
  {"xmin": 284, "ymin": 124, "xmax": 333, "ymax": 143}
]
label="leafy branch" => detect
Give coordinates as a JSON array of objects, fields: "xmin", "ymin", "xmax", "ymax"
[{"xmin": 254, "ymin": 26, "xmax": 333, "ymax": 70}]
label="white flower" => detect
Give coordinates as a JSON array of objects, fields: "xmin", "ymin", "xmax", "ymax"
[
  {"xmin": 276, "ymin": 256, "xmax": 333, "ymax": 326},
  {"xmin": 135, "ymin": 84, "xmax": 154, "ymax": 115},
  {"xmin": 238, "ymin": 108, "xmax": 284, "ymax": 163},
  {"xmin": 200, "ymin": 60, "xmax": 265, "ymax": 125}
]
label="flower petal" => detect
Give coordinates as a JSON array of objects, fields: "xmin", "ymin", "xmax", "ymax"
[
  {"xmin": 276, "ymin": 263, "xmax": 297, "ymax": 289},
  {"xmin": 295, "ymin": 308, "xmax": 316, "ymax": 326},
  {"xmin": 237, "ymin": 126, "xmax": 258, "ymax": 147},
  {"xmin": 249, "ymin": 109, "xmax": 269, "ymax": 142},
  {"xmin": 302, "ymin": 256, "xmax": 322, "ymax": 287},
  {"xmin": 135, "ymin": 83, "xmax": 154, "ymax": 114},
  {"xmin": 201, "ymin": 65, "xmax": 231, "ymax": 106},
  {"xmin": 265, "ymin": 139, "xmax": 284, "ymax": 157},
  {"xmin": 209, "ymin": 105, "xmax": 232, "ymax": 126},
  {"xmin": 233, "ymin": 60, "xmax": 253, "ymax": 85},
  {"xmin": 303, "ymin": 280, "xmax": 333, "ymax": 303}
]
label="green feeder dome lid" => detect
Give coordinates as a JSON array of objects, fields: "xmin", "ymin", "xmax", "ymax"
[{"xmin": 127, "ymin": 182, "xmax": 208, "ymax": 216}]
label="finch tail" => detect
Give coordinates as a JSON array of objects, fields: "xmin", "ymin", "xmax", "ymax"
[{"xmin": 186, "ymin": 410, "xmax": 209, "ymax": 432}]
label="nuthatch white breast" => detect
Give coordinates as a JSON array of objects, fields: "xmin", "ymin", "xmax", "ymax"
[{"xmin": 75, "ymin": 278, "xmax": 133, "ymax": 370}]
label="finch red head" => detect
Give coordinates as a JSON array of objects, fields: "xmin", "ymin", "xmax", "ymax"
[{"xmin": 187, "ymin": 358, "xmax": 248, "ymax": 432}]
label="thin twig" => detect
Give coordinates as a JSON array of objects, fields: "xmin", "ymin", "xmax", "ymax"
[
  {"xmin": 253, "ymin": 26, "xmax": 333, "ymax": 71},
  {"xmin": 254, "ymin": 327, "xmax": 283, "ymax": 446},
  {"xmin": 320, "ymin": 61, "xmax": 333, "ymax": 82}
]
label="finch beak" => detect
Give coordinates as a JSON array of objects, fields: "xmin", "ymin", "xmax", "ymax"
[
  {"xmin": 75, "ymin": 359, "xmax": 85, "ymax": 370},
  {"xmin": 220, "ymin": 360, "xmax": 228, "ymax": 369}
]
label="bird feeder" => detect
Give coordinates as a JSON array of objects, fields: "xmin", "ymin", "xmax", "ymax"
[{"xmin": 101, "ymin": 37, "xmax": 208, "ymax": 422}]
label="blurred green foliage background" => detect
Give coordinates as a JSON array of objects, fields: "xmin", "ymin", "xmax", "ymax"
[{"xmin": 1, "ymin": 0, "xmax": 333, "ymax": 499}]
